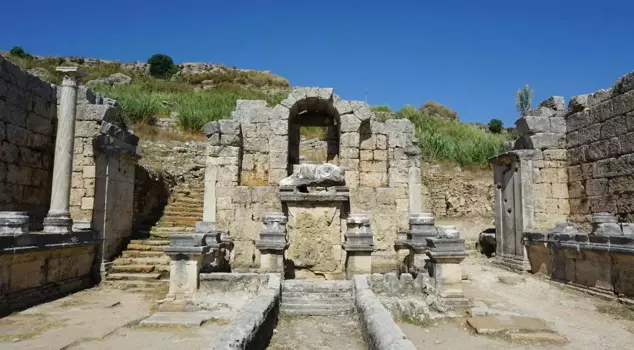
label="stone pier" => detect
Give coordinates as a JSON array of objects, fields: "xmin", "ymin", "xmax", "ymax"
[
  {"xmin": 343, "ymin": 214, "xmax": 375, "ymax": 277},
  {"xmin": 256, "ymin": 212, "xmax": 288, "ymax": 273},
  {"xmin": 43, "ymin": 67, "xmax": 80, "ymax": 234}
]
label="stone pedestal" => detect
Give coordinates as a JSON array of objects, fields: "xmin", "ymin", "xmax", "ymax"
[
  {"xmin": 0, "ymin": 212, "xmax": 29, "ymax": 236},
  {"xmin": 343, "ymin": 214, "xmax": 374, "ymax": 277},
  {"xmin": 591, "ymin": 213, "xmax": 622, "ymax": 236},
  {"xmin": 255, "ymin": 212, "xmax": 288, "ymax": 273},
  {"xmin": 44, "ymin": 68, "xmax": 80, "ymax": 234},
  {"xmin": 408, "ymin": 213, "xmax": 437, "ymax": 272},
  {"xmin": 163, "ymin": 233, "xmax": 210, "ymax": 301},
  {"xmin": 426, "ymin": 235, "xmax": 471, "ymax": 309}
]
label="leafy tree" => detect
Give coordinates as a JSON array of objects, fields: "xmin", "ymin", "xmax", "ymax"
[
  {"xmin": 516, "ymin": 84, "xmax": 533, "ymax": 117},
  {"xmin": 488, "ymin": 118, "xmax": 504, "ymax": 133},
  {"xmin": 147, "ymin": 54, "xmax": 178, "ymax": 79},
  {"xmin": 418, "ymin": 101, "xmax": 459, "ymax": 121},
  {"xmin": 9, "ymin": 46, "xmax": 32, "ymax": 59}
]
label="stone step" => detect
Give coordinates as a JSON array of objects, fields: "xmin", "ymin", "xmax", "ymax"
[
  {"xmin": 279, "ymin": 306, "xmax": 354, "ymax": 316},
  {"xmin": 103, "ymin": 279, "xmax": 168, "ymax": 290},
  {"xmin": 171, "ymin": 197, "xmax": 204, "ymax": 204},
  {"xmin": 107, "ymin": 272, "xmax": 163, "ymax": 281},
  {"xmin": 110, "ymin": 264, "xmax": 156, "ymax": 273},
  {"xmin": 282, "ymin": 280, "xmax": 353, "ymax": 293},
  {"xmin": 113, "ymin": 257, "xmax": 170, "ymax": 266},
  {"xmin": 121, "ymin": 250, "xmax": 166, "ymax": 258},
  {"xmin": 151, "ymin": 225, "xmax": 197, "ymax": 231},
  {"xmin": 282, "ymin": 291, "xmax": 353, "ymax": 300},
  {"xmin": 126, "ymin": 244, "xmax": 166, "ymax": 251},
  {"xmin": 281, "ymin": 296, "xmax": 354, "ymax": 305},
  {"xmin": 130, "ymin": 239, "xmax": 170, "ymax": 246},
  {"xmin": 281, "ymin": 301, "xmax": 354, "ymax": 310},
  {"xmin": 157, "ymin": 221, "xmax": 199, "ymax": 228}
]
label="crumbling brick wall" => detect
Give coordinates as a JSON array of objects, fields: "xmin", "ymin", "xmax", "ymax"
[
  {"xmin": 566, "ymin": 73, "xmax": 634, "ymax": 226},
  {"xmin": 0, "ymin": 56, "xmax": 57, "ymax": 230}
]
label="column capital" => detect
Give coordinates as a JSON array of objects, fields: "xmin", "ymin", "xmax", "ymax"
[{"xmin": 55, "ymin": 66, "xmax": 82, "ymax": 87}]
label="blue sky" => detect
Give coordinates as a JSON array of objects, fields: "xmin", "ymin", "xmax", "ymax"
[{"xmin": 3, "ymin": 0, "xmax": 633, "ymax": 126}]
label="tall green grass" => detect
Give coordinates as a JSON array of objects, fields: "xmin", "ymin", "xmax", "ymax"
[
  {"xmin": 94, "ymin": 82, "xmax": 287, "ymax": 131},
  {"xmin": 396, "ymin": 105, "xmax": 509, "ymax": 166}
]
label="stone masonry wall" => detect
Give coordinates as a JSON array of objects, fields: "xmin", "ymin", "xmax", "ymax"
[
  {"xmin": 0, "ymin": 55, "xmax": 57, "ymax": 230},
  {"xmin": 206, "ymin": 88, "xmax": 417, "ymax": 273},
  {"xmin": 513, "ymin": 97, "xmax": 569, "ymax": 229},
  {"xmin": 69, "ymin": 86, "xmax": 139, "ymax": 263},
  {"xmin": 70, "ymin": 87, "xmax": 119, "ymax": 222},
  {"xmin": 566, "ymin": 73, "xmax": 634, "ymax": 226}
]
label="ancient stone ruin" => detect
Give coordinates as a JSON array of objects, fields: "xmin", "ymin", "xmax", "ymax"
[
  {"xmin": 4, "ymin": 49, "xmax": 634, "ymax": 348},
  {"xmin": 0, "ymin": 57, "xmax": 472, "ymax": 349},
  {"xmin": 485, "ymin": 71, "xmax": 634, "ymax": 300}
]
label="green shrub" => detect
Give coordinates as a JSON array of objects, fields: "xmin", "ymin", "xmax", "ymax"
[
  {"xmin": 418, "ymin": 101, "xmax": 458, "ymax": 121},
  {"xmin": 9, "ymin": 46, "xmax": 32, "ymax": 59},
  {"xmin": 516, "ymin": 84, "xmax": 533, "ymax": 117},
  {"xmin": 488, "ymin": 119, "xmax": 504, "ymax": 133},
  {"xmin": 370, "ymin": 105, "xmax": 392, "ymax": 112},
  {"xmin": 395, "ymin": 106, "xmax": 509, "ymax": 166},
  {"xmin": 147, "ymin": 54, "xmax": 178, "ymax": 79}
]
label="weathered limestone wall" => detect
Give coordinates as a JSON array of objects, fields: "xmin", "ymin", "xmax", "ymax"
[
  {"xmin": 513, "ymin": 97, "xmax": 569, "ymax": 229},
  {"xmin": 205, "ymin": 88, "xmax": 417, "ymax": 274},
  {"xmin": 524, "ymin": 230, "xmax": 634, "ymax": 299},
  {"xmin": 566, "ymin": 74, "xmax": 634, "ymax": 226},
  {"xmin": 0, "ymin": 233, "xmax": 98, "ymax": 316},
  {"xmin": 67, "ymin": 88, "xmax": 139, "ymax": 264},
  {"xmin": 421, "ymin": 170, "xmax": 493, "ymax": 218},
  {"xmin": 350, "ymin": 187, "xmax": 409, "ymax": 272},
  {"xmin": 0, "ymin": 56, "xmax": 57, "ymax": 230},
  {"xmin": 216, "ymin": 186, "xmax": 281, "ymax": 271}
]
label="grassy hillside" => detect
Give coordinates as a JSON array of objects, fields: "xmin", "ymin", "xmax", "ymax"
[
  {"xmin": 4, "ymin": 51, "xmax": 509, "ymax": 166},
  {"xmin": 394, "ymin": 106, "xmax": 509, "ymax": 166}
]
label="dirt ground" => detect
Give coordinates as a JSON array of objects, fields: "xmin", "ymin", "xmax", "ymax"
[
  {"xmin": 0, "ymin": 286, "xmax": 227, "ymax": 350},
  {"xmin": 267, "ymin": 315, "xmax": 366, "ymax": 350},
  {"xmin": 401, "ymin": 254, "xmax": 634, "ymax": 350}
]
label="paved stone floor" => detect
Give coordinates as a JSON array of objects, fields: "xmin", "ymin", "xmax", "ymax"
[
  {"xmin": 401, "ymin": 253, "xmax": 634, "ymax": 349},
  {"xmin": 267, "ymin": 315, "xmax": 365, "ymax": 350},
  {"xmin": 0, "ymin": 286, "xmax": 228, "ymax": 350}
]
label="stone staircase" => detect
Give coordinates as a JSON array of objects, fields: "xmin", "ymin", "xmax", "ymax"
[
  {"xmin": 280, "ymin": 280, "xmax": 355, "ymax": 316},
  {"xmin": 105, "ymin": 186, "xmax": 204, "ymax": 291}
]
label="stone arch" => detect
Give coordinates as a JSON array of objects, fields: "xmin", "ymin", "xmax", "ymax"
[{"xmin": 280, "ymin": 88, "xmax": 341, "ymax": 174}]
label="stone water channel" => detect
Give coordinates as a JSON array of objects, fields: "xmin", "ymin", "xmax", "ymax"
[{"xmin": 267, "ymin": 280, "xmax": 366, "ymax": 349}]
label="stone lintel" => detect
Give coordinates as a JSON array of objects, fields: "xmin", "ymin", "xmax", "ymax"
[
  {"xmin": 95, "ymin": 134, "xmax": 140, "ymax": 159},
  {"xmin": 488, "ymin": 150, "xmax": 537, "ymax": 165},
  {"xmin": 280, "ymin": 186, "xmax": 350, "ymax": 202}
]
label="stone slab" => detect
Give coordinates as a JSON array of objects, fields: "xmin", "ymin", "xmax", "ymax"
[
  {"xmin": 509, "ymin": 332, "xmax": 567, "ymax": 343},
  {"xmin": 140, "ymin": 311, "xmax": 224, "ymax": 327},
  {"xmin": 467, "ymin": 315, "xmax": 551, "ymax": 334}
]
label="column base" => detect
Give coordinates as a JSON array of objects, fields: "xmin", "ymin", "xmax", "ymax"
[
  {"xmin": 493, "ymin": 253, "xmax": 530, "ymax": 272},
  {"xmin": 43, "ymin": 213, "xmax": 72, "ymax": 234},
  {"xmin": 346, "ymin": 251, "xmax": 372, "ymax": 278},
  {"xmin": 260, "ymin": 251, "xmax": 284, "ymax": 273}
]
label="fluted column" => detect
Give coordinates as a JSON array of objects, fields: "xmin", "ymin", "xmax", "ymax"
[{"xmin": 44, "ymin": 67, "xmax": 79, "ymax": 234}]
